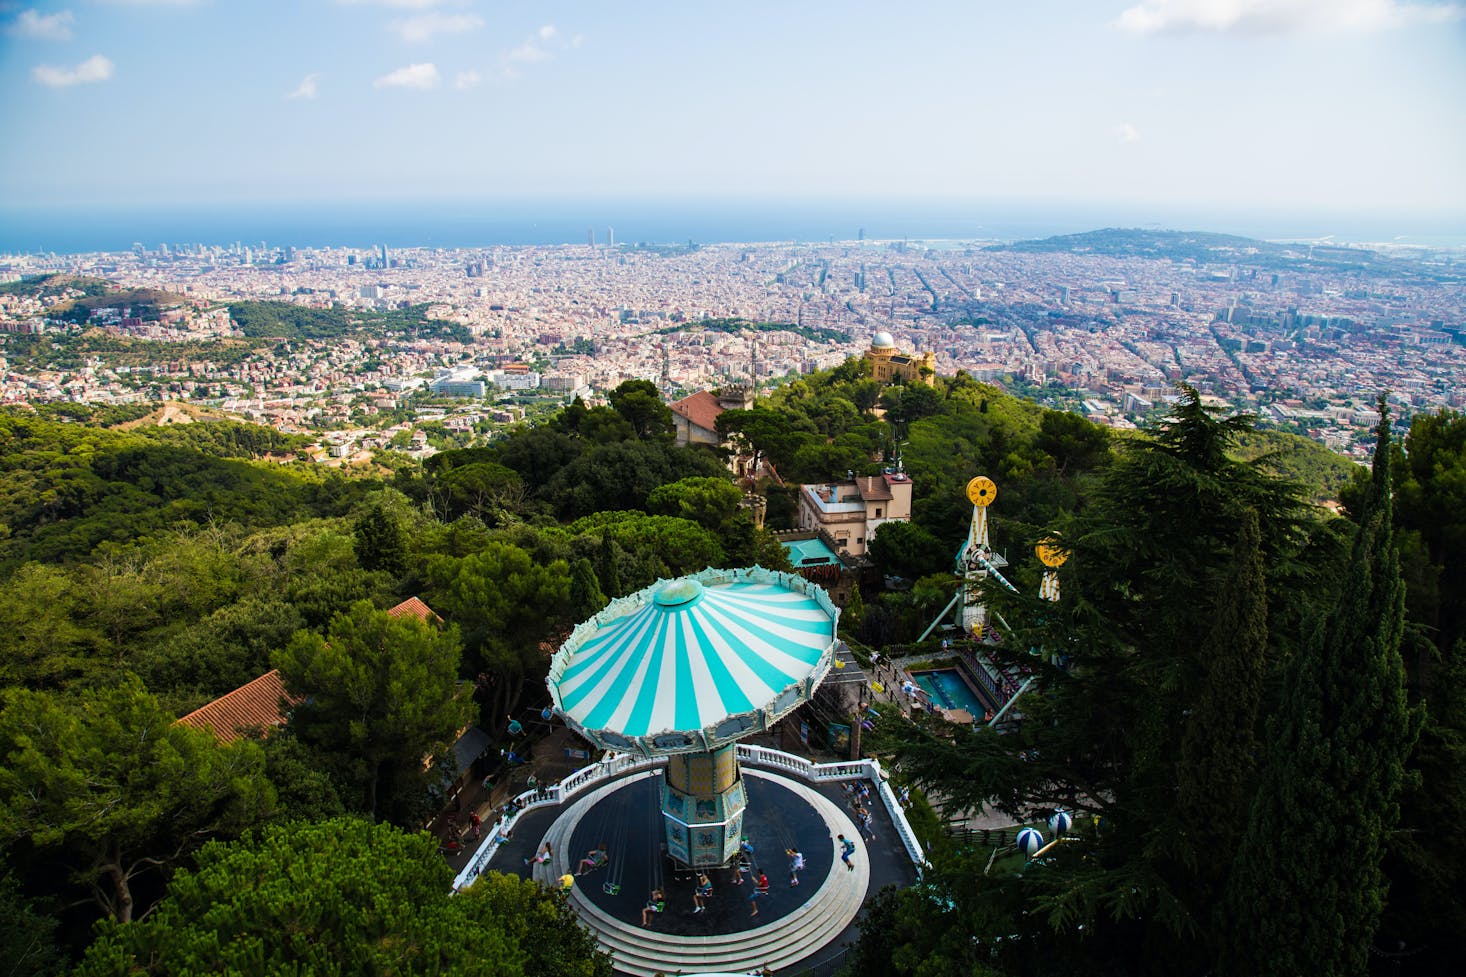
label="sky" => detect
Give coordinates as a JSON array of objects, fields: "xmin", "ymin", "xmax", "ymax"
[{"xmin": 1, "ymin": 0, "xmax": 1464, "ymax": 229}]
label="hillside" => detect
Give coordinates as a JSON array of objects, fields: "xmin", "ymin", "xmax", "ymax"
[
  {"xmin": 48, "ymin": 286, "xmax": 190, "ymax": 322},
  {"xmin": 1229, "ymin": 428, "xmax": 1361, "ymax": 503},
  {"xmin": 987, "ymin": 226, "xmax": 1448, "ymax": 281},
  {"xmin": 226, "ymin": 300, "xmax": 472, "ymax": 343},
  {"xmin": 988, "ymin": 227, "xmax": 1283, "ymax": 260},
  {"xmin": 0, "ymin": 273, "xmax": 114, "ymax": 299}
]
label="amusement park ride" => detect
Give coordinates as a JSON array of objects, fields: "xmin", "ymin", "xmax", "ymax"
[
  {"xmin": 917, "ymin": 475, "xmax": 1067, "ymax": 727},
  {"xmin": 512, "ymin": 479, "xmax": 1072, "ymax": 971},
  {"xmin": 547, "ymin": 567, "xmax": 840, "ymax": 870}
]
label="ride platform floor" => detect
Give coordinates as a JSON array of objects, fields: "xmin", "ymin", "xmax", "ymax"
[
  {"xmin": 568, "ymin": 775, "xmax": 833, "ymax": 935},
  {"xmin": 489, "ymin": 762, "xmax": 919, "ymax": 973}
]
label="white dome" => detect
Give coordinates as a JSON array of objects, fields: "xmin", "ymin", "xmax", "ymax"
[{"xmin": 871, "ymin": 331, "xmax": 896, "ymax": 349}]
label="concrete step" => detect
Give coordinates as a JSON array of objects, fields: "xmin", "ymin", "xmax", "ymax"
[
  {"xmin": 574, "ymin": 849, "xmax": 868, "ymax": 976},
  {"xmin": 562, "ymin": 771, "xmax": 869, "ymax": 976},
  {"xmin": 517, "ymin": 767, "xmax": 872, "ymax": 976}
]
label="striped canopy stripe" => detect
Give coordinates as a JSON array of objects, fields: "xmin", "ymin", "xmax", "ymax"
[{"xmin": 552, "ymin": 578, "xmax": 836, "ymax": 739}]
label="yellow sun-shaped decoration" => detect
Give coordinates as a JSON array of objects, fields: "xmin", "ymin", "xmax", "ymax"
[
  {"xmin": 966, "ymin": 476, "xmax": 997, "ymax": 507},
  {"xmin": 1036, "ymin": 535, "xmax": 1068, "ymax": 568}
]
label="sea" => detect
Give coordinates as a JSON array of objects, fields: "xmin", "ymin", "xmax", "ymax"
[{"xmin": 2, "ymin": 198, "xmax": 1463, "ymax": 255}]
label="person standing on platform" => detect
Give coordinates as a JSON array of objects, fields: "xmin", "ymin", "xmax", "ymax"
[{"xmin": 838, "ymin": 834, "xmax": 856, "ymax": 871}]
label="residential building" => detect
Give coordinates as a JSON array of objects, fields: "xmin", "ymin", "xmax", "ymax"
[
  {"xmin": 669, "ymin": 385, "xmax": 754, "ymax": 448},
  {"xmin": 796, "ymin": 470, "xmax": 913, "ymax": 557}
]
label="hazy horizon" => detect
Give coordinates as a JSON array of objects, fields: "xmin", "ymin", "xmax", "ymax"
[
  {"xmin": 4, "ymin": 195, "xmax": 1465, "ymax": 255},
  {"xmin": 3, "ymin": 1, "xmax": 1463, "ymax": 232}
]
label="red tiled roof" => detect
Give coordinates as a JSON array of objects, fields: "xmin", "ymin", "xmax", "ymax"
[
  {"xmin": 176, "ymin": 669, "xmax": 303, "ymax": 744},
  {"xmin": 855, "ymin": 476, "xmax": 893, "ymax": 502},
  {"xmin": 670, "ymin": 391, "xmax": 724, "ymax": 434},
  {"xmin": 387, "ymin": 596, "xmax": 439, "ymax": 623}
]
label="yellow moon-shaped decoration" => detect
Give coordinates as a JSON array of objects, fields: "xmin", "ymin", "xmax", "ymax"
[
  {"xmin": 966, "ymin": 476, "xmax": 997, "ymax": 507},
  {"xmin": 1036, "ymin": 535, "xmax": 1068, "ymax": 567}
]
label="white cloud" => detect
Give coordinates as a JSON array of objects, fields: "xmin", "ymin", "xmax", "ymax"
[
  {"xmin": 497, "ymin": 24, "xmax": 582, "ymax": 80},
  {"xmin": 287, "ymin": 72, "xmax": 321, "ymax": 100},
  {"xmin": 374, "ymin": 62, "xmax": 441, "ymax": 90},
  {"xmin": 33, "ymin": 54, "xmax": 115, "ymax": 87},
  {"xmin": 454, "ymin": 69, "xmax": 482, "ymax": 90},
  {"xmin": 1116, "ymin": 0, "xmax": 1464, "ymax": 35},
  {"xmin": 1115, "ymin": 122, "xmax": 1142, "ymax": 143},
  {"xmin": 10, "ymin": 9, "xmax": 75, "ymax": 40},
  {"xmin": 390, "ymin": 12, "xmax": 484, "ymax": 42},
  {"xmin": 506, "ymin": 40, "xmax": 548, "ymax": 64}
]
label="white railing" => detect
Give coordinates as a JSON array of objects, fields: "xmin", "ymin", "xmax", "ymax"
[
  {"xmin": 452, "ymin": 752, "xmax": 662, "ymax": 891},
  {"xmin": 735, "ymin": 747, "xmax": 927, "ymax": 869},
  {"xmin": 452, "ymin": 745, "xmax": 928, "ymax": 891}
]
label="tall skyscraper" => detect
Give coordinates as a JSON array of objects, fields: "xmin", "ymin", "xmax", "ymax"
[
  {"xmin": 378, "ymin": 244, "xmax": 388, "ymax": 268},
  {"xmin": 607, "ymin": 226, "xmax": 615, "ymax": 248},
  {"xmin": 588, "ymin": 228, "xmax": 596, "ymax": 248}
]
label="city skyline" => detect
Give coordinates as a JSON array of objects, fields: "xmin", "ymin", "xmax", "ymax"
[{"xmin": 2, "ymin": 0, "xmax": 1464, "ymax": 225}]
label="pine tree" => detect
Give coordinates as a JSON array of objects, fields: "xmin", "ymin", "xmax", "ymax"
[{"xmin": 1223, "ymin": 399, "xmax": 1420, "ymax": 977}]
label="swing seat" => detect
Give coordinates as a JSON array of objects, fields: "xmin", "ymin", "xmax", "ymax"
[
  {"xmin": 871, "ymin": 682, "xmax": 885, "ymax": 694},
  {"xmin": 602, "ymin": 881, "xmax": 621, "ymax": 895}
]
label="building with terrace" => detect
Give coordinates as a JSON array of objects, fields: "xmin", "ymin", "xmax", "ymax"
[{"xmin": 795, "ymin": 470, "xmax": 913, "ymax": 557}]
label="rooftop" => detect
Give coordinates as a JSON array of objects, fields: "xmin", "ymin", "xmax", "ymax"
[
  {"xmin": 175, "ymin": 669, "xmax": 302, "ymax": 744},
  {"xmin": 669, "ymin": 390, "xmax": 724, "ymax": 433},
  {"xmin": 783, "ymin": 535, "xmax": 841, "ymax": 567},
  {"xmin": 387, "ymin": 596, "xmax": 439, "ymax": 623}
]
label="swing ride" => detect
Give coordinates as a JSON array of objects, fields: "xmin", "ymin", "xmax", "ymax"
[{"xmin": 547, "ymin": 566, "xmax": 840, "ymax": 869}]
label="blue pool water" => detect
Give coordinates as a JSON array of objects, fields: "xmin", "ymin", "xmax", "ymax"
[{"xmin": 910, "ymin": 668, "xmax": 987, "ymax": 716}]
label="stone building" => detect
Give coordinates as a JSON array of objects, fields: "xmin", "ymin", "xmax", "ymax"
[{"xmin": 863, "ymin": 331, "xmax": 936, "ymax": 386}]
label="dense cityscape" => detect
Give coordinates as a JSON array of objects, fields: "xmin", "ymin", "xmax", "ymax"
[
  {"xmin": 3, "ymin": 229, "xmax": 1462, "ymax": 467},
  {"xmin": 4, "ymin": 1, "xmax": 1464, "ymax": 975}
]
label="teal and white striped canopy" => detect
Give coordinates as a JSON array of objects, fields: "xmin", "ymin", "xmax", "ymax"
[{"xmin": 547, "ymin": 567, "xmax": 839, "ymax": 754}]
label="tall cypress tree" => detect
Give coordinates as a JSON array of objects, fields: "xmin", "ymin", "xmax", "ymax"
[
  {"xmin": 1177, "ymin": 508, "xmax": 1267, "ymax": 882},
  {"xmin": 596, "ymin": 531, "xmax": 622, "ymax": 599},
  {"xmin": 569, "ymin": 557, "xmax": 607, "ymax": 622},
  {"xmin": 1224, "ymin": 399, "xmax": 1420, "ymax": 977}
]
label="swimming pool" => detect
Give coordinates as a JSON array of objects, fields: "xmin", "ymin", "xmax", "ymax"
[{"xmin": 910, "ymin": 668, "xmax": 988, "ymax": 716}]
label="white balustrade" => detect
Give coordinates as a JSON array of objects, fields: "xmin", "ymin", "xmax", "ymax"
[{"xmin": 452, "ymin": 745, "xmax": 927, "ymax": 892}]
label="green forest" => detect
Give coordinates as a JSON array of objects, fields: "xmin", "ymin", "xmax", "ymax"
[{"xmin": 1, "ymin": 362, "xmax": 1462, "ymax": 977}]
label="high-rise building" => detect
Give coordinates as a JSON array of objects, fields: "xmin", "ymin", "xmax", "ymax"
[{"xmin": 378, "ymin": 244, "xmax": 388, "ymax": 268}]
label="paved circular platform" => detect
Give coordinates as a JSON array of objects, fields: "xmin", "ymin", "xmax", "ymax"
[
  {"xmin": 566, "ymin": 772, "xmax": 837, "ymax": 934},
  {"xmin": 533, "ymin": 767, "xmax": 871, "ymax": 975}
]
